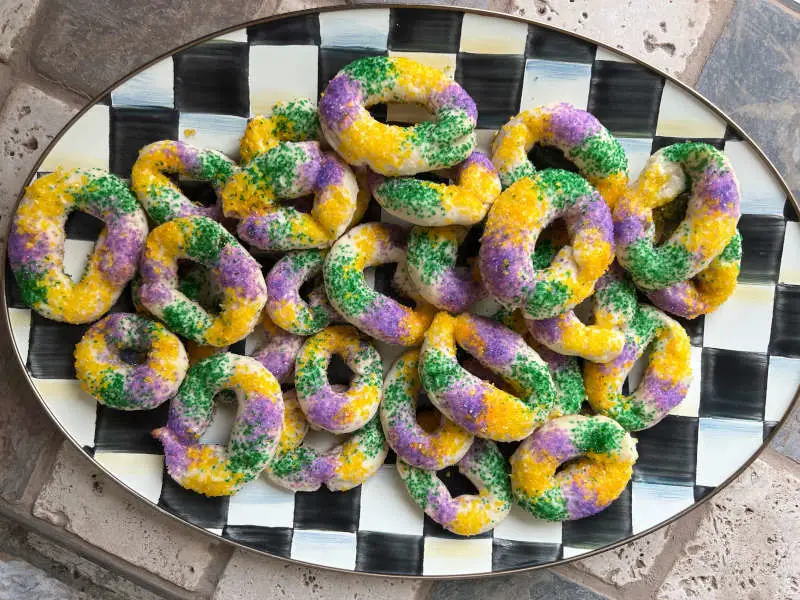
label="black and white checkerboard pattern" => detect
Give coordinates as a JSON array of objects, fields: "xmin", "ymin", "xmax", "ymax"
[{"xmin": 5, "ymin": 7, "xmax": 799, "ymax": 576}]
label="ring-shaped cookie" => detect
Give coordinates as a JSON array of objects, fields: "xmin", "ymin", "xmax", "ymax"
[
  {"xmin": 491, "ymin": 103, "xmax": 628, "ymax": 207},
  {"xmin": 240, "ymin": 98, "xmax": 320, "ymax": 163},
  {"xmin": 406, "ymin": 225, "xmax": 485, "ymax": 313},
  {"xmin": 397, "ymin": 438, "xmax": 511, "ymax": 536},
  {"xmin": 647, "ymin": 230, "xmax": 742, "ymax": 319},
  {"xmin": 323, "ymin": 223, "xmax": 435, "ymax": 346},
  {"xmin": 527, "ymin": 264, "xmax": 638, "ymax": 363},
  {"xmin": 153, "ymin": 353, "xmax": 283, "ymax": 496},
  {"xmin": 613, "ymin": 142, "xmax": 741, "ymax": 291},
  {"xmin": 8, "ymin": 168, "xmax": 148, "ymax": 323},
  {"xmin": 74, "ymin": 313, "xmax": 188, "ymax": 410},
  {"xmin": 221, "ymin": 142, "xmax": 361, "ymax": 251},
  {"xmin": 137, "ymin": 216, "xmax": 267, "ymax": 346},
  {"xmin": 265, "ymin": 249, "xmax": 336, "ymax": 336},
  {"xmin": 268, "ymin": 391, "xmax": 388, "ymax": 492},
  {"xmin": 369, "ymin": 151, "xmax": 501, "ymax": 226},
  {"xmin": 584, "ymin": 304, "xmax": 692, "ymax": 431},
  {"xmin": 382, "ymin": 349, "xmax": 474, "ymax": 470},
  {"xmin": 510, "ymin": 414, "xmax": 637, "ymax": 521},
  {"xmin": 294, "ymin": 325, "xmax": 383, "ymax": 434},
  {"xmin": 419, "ymin": 312, "xmax": 556, "ymax": 441},
  {"xmin": 131, "ymin": 141, "xmax": 236, "ymax": 223},
  {"xmin": 479, "ymin": 169, "xmax": 614, "ymax": 320},
  {"xmin": 318, "ymin": 56, "xmax": 477, "ymax": 176}
]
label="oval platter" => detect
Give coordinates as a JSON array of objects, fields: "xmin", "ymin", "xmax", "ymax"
[{"xmin": 3, "ymin": 5, "xmax": 798, "ymax": 578}]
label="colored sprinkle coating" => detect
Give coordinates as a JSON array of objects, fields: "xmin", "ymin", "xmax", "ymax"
[
  {"xmin": 9, "ymin": 168, "xmax": 148, "ymax": 324},
  {"xmin": 137, "ymin": 216, "xmax": 267, "ymax": 346},
  {"xmin": 153, "ymin": 353, "xmax": 284, "ymax": 497},
  {"xmin": 381, "ymin": 349, "xmax": 474, "ymax": 470},
  {"xmin": 613, "ymin": 142, "xmax": 741, "ymax": 291},
  {"xmin": 491, "ymin": 103, "xmax": 628, "ymax": 208},
  {"xmin": 419, "ymin": 312, "xmax": 556, "ymax": 442},
  {"xmin": 266, "ymin": 249, "xmax": 337, "ymax": 335},
  {"xmin": 479, "ymin": 169, "xmax": 615, "ymax": 320},
  {"xmin": 647, "ymin": 230, "xmax": 742, "ymax": 319},
  {"xmin": 510, "ymin": 414, "xmax": 637, "ymax": 520},
  {"xmin": 323, "ymin": 222, "xmax": 436, "ymax": 346},
  {"xmin": 250, "ymin": 313, "xmax": 305, "ymax": 385},
  {"xmin": 397, "ymin": 438, "xmax": 511, "ymax": 536},
  {"xmin": 584, "ymin": 304, "xmax": 692, "ymax": 431},
  {"xmin": 268, "ymin": 390, "xmax": 388, "ymax": 492},
  {"xmin": 131, "ymin": 141, "xmax": 236, "ymax": 223},
  {"xmin": 318, "ymin": 56, "xmax": 477, "ymax": 176},
  {"xmin": 527, "ymin": 340, "xmax": 586, "ymax": 418},
  {"xmin": 370, "ymin": 151, "xmax": 501, "ymax": 226},
  {"xmin": 240, "ymin": 98, "xmax": 320, "ymax": 163},
  {"xmin": 294, "ymin": 325, "xmax": 383, "ymax": 434},
  {"xmin": 406, "ymin": 225, "xmax": 486, "ymax": 313},
  {"xmin": 74, "ymin": 313, "xmax": 188, "ymax": 410},
  {"xmin": 527, "ymin": 264, "xmax": 638, "ymax": 363}
]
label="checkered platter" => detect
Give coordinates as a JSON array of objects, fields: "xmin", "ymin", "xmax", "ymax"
[{"xmin": 3, "ymin": 6, "xmax": 798, "ymax": 578}]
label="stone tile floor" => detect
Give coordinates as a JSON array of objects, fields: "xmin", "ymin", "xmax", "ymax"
[{"xmin": 0, "ymin": 0, "xmax": 797, "ymax": 598}]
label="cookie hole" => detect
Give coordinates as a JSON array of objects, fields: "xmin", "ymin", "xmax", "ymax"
[
  {"xmin": 327, "ymin": 354, "xmax": 354, "ymax": 387},
  {"xmin": 439, "ymin": 465, "xmax": 480, "ymax": 497},
  {"xmin": 461, "ymin": 356, "xmax": 516, "ymax": 395},
  {"xmin": 653, "ymin": 193, "xmax": 689, "ymax": 244},
  {"xmin": 416, "ymin": 409, "xmax": 441, "ymax": 433},
  {"xmin": 370, "ymin": 263, "xmax": 416, "ymax": 309},
  {"xmin": 573, "ymin": 296, "xmax": 594, "ymax": 325},
  {"xmin": 455, "ymin": 222, "xmax": 484, "ymax": 269},
  {"xmin": 532, "ymin": 219, "xmax": 569, "ymax": 270},
  {"xmin": 298, "ymin": 276, "xmax": 320, "ymax": 304},
  {"xmin": 63, "ymin": 212, "xmax": 105, "ymax": 283},
  {"xmin": 119, "ymin": 348, "xmax": 148, "ymax": 366},
  {"xmin": 622, "ymin": 344, "xmax": 653, "ymax": 395},
  {"xmin": 280, "ymin": 194, "xmax": 315, "ymax": 214},
  {"xmin": 528, "ymin": 145, "xmax": 580, "ymax": 173},
  {"xmin": 303, "ymin": 428, "xmax": 345, "ymax": 452},
  {"xmin": 198, "ymin": 396, "xmax": 237, "ymax": 445},
  {"xmin": 555, "ymin": 457, "xmax": 585, "ymax": 476},
  {"xmin": 65, "ymin": 210, "xmax": 104, "ymax": 239},
  {"xmin": 174, "ymin": 178, "xmax": 218, "ymax": 207},
  {"xmin": 177, "ymin": 261, "xmax": 222, "ymax": 315},
  {"xmin": 383, "ymin": 102, "xmax": 435, "ymax": 125}
]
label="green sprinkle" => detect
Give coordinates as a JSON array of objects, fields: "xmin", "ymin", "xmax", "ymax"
[
  {"xmin": 571, "ymin": 418, "xmax": 625, "ymax": 454},
  {"xmin": 419, "ymin": 348, "xmax": 461, "ymax": 395},
  {"xmin": 342, "ymin": 56, "xmax": 399, "ymax": 98},
  {"xmin": 406, "ymin": 228, "xmax": 454, "ymax": 284}
]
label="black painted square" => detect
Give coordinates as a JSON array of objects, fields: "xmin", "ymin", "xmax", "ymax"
[
  {"xmin": 694, "ymin": 485, "xmax": 715, "ymax": 501},
  {"xmin": 5, "ymin": 261, "xmax": 26, "ymax": 309},
  {"xmin": 389, "ymin": 9, "xmax": 462, "ymax": 53},
  {"xmin": 109, "ymin": 108, "xmax": 178, "ymax": 178},
  {"xmin": 633, "ymin": 416, "xmax": 698, "ymax": 485},
  {"xmin": 356, "ymin": 531, "xmax": 423, "ymax": 575},
  {"xmin": 526, "ymin": 25, "xmax": 595, "ymax": 63},
  {"xmin": 248, "ymin": 14, "xmax": 321, "ymax": 45},
  {"xmin": 588, "ymin": 61, "xmax": 665, "ymax": 137},
  {"xmin": 223, "ymin": 526, "xmax": 293, "ymax": 557},
  {"xmin": 785, "ymin": 199, "xmax": 799, "ymax": 222},
  {"xmin": 293, "ymin": 486, "xmax": 360, "ymax": 532},
  {"xmin": 174, "ymin": 42, "xmax": 249, "ymax": 116},
  {"xmin": 562, "ymin": 483, "xmax": 632, "ymax": 548},
  {"xmin": 159, "ymin": 474, "xmax": 229, "ymax": 528},
  {"xmin": 94, "ymin": 403, "xmax": 169, "ymax": 453},
  {"xmin": 65, "ymin": 211, "xmax": 104, "ymax": 241},
  {"xmin": 700, "ymin": 348, "xmax": 767, "ymax": 421},
  {"xmin": 724, "ymin": 124, "xmax": 744, "ymax": 141},
  {"xmin": 492, "ymin": 539, "xmax": 560, "ymax": 570},
  {"xmin": 738, "ymin": 214, "xmax": 785, "ymax": 284},
  {"xmin": 455, "ymin": 53, "xmax": 525, "ymax": 129},
  {"xmin": 26, "ymin": 313, "xmax": 90, "ymax": 379},
  {"xmin": 770, "ymin": 285, "xmax": 800, "ymax": 358}
]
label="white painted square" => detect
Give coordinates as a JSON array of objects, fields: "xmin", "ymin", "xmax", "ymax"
[
  {"xmin": 35, "ymin": 379, "xmax": 97, "ymax": 447},
  {"xmin": 631, "ymin": 481, "xmax": 694, "ymax": 533},
  {"xmin": 206, "ymin": 527, "xmax": 223, "ymax": 536},
  {"xmin": 561, "ymin": 545, "xmax": 591, "ymax": 558},
  {"xmin": 249, "ymin": 45, "xmax": 319, "ymax": 117},
  {"xmin": 8, "ymin": 308, "xmax": 31, "ymax": 363},
  {"xmin": 617, "ymin": 137, "xmax": 654, "ymax": 182},
  {"xmin": 765, "ymin": 356, "xmax": 800, "ymax": 422},
  {"xmin": 422, "ymin": 536, "xmax": 492, "ymax": 575},
  {"xmin": 459, "ymin": 14, "xmax": 527, "ymax": 55},
  {"xmin": 227, "ymin": 476, "xmax": 296, "ymax": 527},
  {"xmin": 594, "ymin": 46, "xmax": 633, "ymax": 63},
  {"xmin": 111, "ymin": 58, "xmax": 174, "ymax": 108},
  {"xmin": 670, "ymin": 346, "xmax": 702, "ymax": 418},
  {"xmin": 475, "ymin": 129, "xmax": 498, "ymax": 156},
  {"xmin": 520, "ymin": 59, "xmax": 592, "ymax": 111},
  {"xmin": 724, "ymin": 140, "xmax": 786, "ymax": 216},
  {"xmin": 198, "ymin": 400, "xmax": 236, "ymax": 445},
  {"xmin": 319, "ymin": 9, "xmax": 389, "ymax": 50},
  {"xmin": 493, "ymin": 505, "xmax": 562, "ymax": 543},
  {"xmin": 63, "ymin": 239, "xmax": 95, "ymax": 283},
  {"xmin": 359, "ymin": 465, "xmax": 424, "ymax": 535},
  {"xmin": 213, "ymin": 30, "xmax": 248, "ymax": 43},
  {"xmin": 94, "ymin": 452, "xmax": 165, "ymax": 503},
  {"xmin": 703, "ymin": 283, "xmax": 775, "ymax": 353},
  {"xmin": 40, "ymin": 105, "xmax": 110, "ymax": 172},
  {"xmin": 655, "ymin": 81, "xmax": 727, "ymax": 139},
  {"xmin": 386, "ymin": 51, "xmax": 456, "ymax": 124},
  {"xmin": 695, "ymin": 417, "xmax": 763, "ymax": 487},
  {"xmin": 291, "ymin": 529, "xmax": 357, "ymax": 570},
  {"xmin": 779, "ymin": 220, "xmax": 800, "ymax": 285},
  {"xmin": 178, "ymin": 113, "xmax": 246, "ymax": 161}
]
